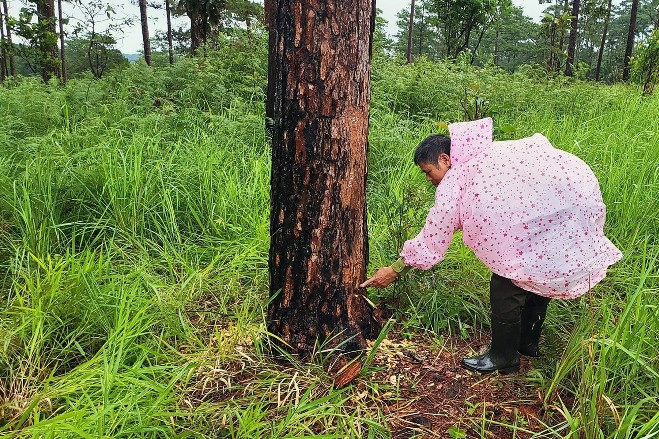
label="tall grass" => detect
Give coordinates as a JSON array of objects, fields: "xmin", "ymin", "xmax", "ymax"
[{"xmin": 0, "ymin": 42, "xmax": 657, "ymax": 437}]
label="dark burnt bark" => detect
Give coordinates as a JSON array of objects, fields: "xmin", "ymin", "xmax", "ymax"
[
  {"xmin": 57, "ymin": 0, "xmax": 66, "ymax": 83},
  {"xmin": 165, "ymin": 0, "xmax": 174, "ymax": 64},
  {"xmin": 37, "ymin": 0, "xmax": 59, "ymax": 82},
  {"xmin": 622, "ymin": 0, "xmax": 639, "ymax": 81},
  {"xmin": 565, "ymin": 0, "xmax": 580, "ymax": 76},
  {"xmin": 139, "ymin": 0, "xmax": 152, "ymax": 66},
  {"xmin": 595, "ymin": 0, "xmax": 612, "ymax": 81},
  {"xmin": 406, "ymin": 0, "xmax": 415, "ymax": 63},
  {"xmin": 2, "ymin": 0, "xmax": 14, "ymax": 76},
  {"xmin": 266, "ymin": 0, "xmax": 380, "ymax": 358}
]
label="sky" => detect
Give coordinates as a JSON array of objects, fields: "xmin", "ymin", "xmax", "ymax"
[{"xmin": 6, "ymin": 0, "xmax": 555, "ymax": 54}]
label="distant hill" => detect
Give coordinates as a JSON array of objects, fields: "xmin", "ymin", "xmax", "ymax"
[{"xmin": 124, "ymin": 53, "xmax": 140, "ymax": 63}]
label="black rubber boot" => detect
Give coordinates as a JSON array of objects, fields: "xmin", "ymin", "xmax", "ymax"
[
  {"xmin": 461, "ymin": 316, "xmax": 521, "ymax": 374},
  {"xmin": 519, "ymin": 309, "xmax": 546, "ymax": 358}
]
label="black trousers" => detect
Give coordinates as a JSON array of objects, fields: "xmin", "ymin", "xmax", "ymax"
[{"xmin": 489, "ymin": 273, "xmax": 551, "ymax": 323}]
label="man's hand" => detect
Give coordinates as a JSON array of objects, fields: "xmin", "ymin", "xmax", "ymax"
[{"xmin": 360, "ymin": 267, "xmax": 399, "ymax": 289}]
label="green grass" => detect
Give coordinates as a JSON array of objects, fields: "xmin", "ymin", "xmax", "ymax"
[{"xmin": 0, "ymin": 39, "xmax": 657, "ymax": 438}]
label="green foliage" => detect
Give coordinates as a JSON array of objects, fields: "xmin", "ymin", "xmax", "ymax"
[
  {"xmin": 632, "ymin": 28, "xmax": 659, "ymax": 94},
  {"xmin": 64, "ymin": 36, "xmax": 129, "ymax": 79},
  {"xmin": 8, "ymin": 5, "xmax": 59, "ymax": 81},
  {"xmin": 0, "ymin": 36, "xmax": 658, "ymax": 438}
]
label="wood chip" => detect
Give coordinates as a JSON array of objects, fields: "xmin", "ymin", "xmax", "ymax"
[{"xmin": 334, "ymin": 361, "xmax": 362, "ymax": 389}]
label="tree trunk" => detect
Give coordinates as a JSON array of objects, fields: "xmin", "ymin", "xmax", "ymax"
[
  {"xmin": 418, "ymin": 3, "xmax": 424, "ymax": 57},
  {"xmin": 266, "ymin": 0, "xmax": 380, "ymax": 358},
  {"xmin": 406, "ymin": 0, "xmax": 415, "ymax": 63},
  {"xmin": 139, "ymin": 0, "xmax": 151, "ymax": 66},
  {"xmin": 565, "ymin": 0, "xmax": 580, "ymax": 76},
  {"xmin": 2, "ymin": 0, "xmax": 14, "ymax": 76},
  {"xmin": 57, "ymin": 0, "xmax": 66, "ymax": 83},
  {"xmin": 622, "ymin": 0, "xmax": 639, "ymax": 81},
  {"xmin": 188, "ymin": 13, "xmax": 204, "ymax": 55},
  {"xmin": 0, "ymin": 5, "xmax": 6, "ymax": 81},
  {"xmin": 595, "ymin": 0, "xmax": 612, "ymax": 81},
  {"xmin": 36, "ymin": 0, "xmax": 59, "ymax": 82},
  {"xmin": 165, "ymin": 0, "xmax": 174, "ymax": 64}
]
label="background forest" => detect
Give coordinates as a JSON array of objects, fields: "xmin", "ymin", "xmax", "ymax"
[{"xmin": 0, "ymin": 0, "xmax": 658, "ymax": 438}]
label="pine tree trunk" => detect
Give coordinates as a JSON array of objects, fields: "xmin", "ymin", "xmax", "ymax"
[
  {"xmin": 406, "ymin": 0, "xmax": 415, "ymax": 63},
  {"xmin": 0, "ymin": 5, "xmax": 7, "ymax": 81},
  {"xmin": 58, "ymin": 0, "xmax": 66, "ymax": 83},
  {"xmin": 2, "ymin": 0, "xmax": 14, "ymax": 76},
  {"xmin": 165, "ymin": 0, "xmax": 174, "ymax": 64},
  {"xmin": 595, "ymin": 0, "xmax": 612, "ymax": 81},
  {"xmin": 188, "ymin": 14, "xmax": 204, "ymax": 55},
  {"xmin": 622, "ymin": 0, "xmax": 639, "ymax": 81},
  {"xmin": 139, "ymin": 0, "xmax": 152, "ymax": 66},
  {"xmin": 36, "ymin": 0, "xmax": 59, "ymax": 82},
  {"xmin": 565, "ymin": 0, "xmax": 580, "ymax": 76},
  {"xmin": 266, "ymin": 0, "xmax": 380, "ymax": 358},
  {"xmin": 418, "ymin": 4, "xmax": 424, "ymax": 57}
]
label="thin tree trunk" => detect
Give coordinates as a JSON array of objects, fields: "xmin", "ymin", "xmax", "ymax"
[
  {"xmin": 2, "ymin": 0, "xmax": 13, "ymax": 76},
  {"xmin": 565, "ymin": 0, "xmax": 580, "ymax": 76},
  {"xmin": 471, "ymin": 25, "xmax": 487, "ymax": 65},
  {"xmin": 37, "ymin": 0, "xmax": 59, "ymax": 82},
  {"xmin": 494, "ymin": 27, "xmax": 499, "ymax": 65},
  {"xmin": 406, "ymin": 0, "xmax": 415, "ymax": 63},
  {"xmin": 165, "ymin": 0, "xmax": 174, "ymax": 64},
  {"xmin": 139, "ymin": 0, "xmax": 151, "ymax": 65},
  {"xmin": 595, "ymin": 0, "xmax": 612, "ymax": 81},
  {"xmin": 622, "ymin": 0, "xmax": 639, "ymax": 81},
  {"xmin": 418, "ymin": 3, "xmax": 424, "ymax": 57},
  {"xmin": 266, "ymin": 0, "xmax": 380, "ymax": 358},
  {"xmin": 0, "ymin": 5, "xmax": 7, "ymax": 81},
  {"xmin": 58, "ymin": 0, "xmax": 66, "ymax": 83}
]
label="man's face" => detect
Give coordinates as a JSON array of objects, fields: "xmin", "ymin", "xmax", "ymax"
[{"xmin": 419, "ymin": 153, "xmax": 451, "ymax": 186}]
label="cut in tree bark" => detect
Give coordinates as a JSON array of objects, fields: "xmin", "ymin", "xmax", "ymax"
[
  {"xmin": 165, "ymin": 0, "xmax": 174, "ymax": 64},
  {"xmin": 2, "ymin": 0, "xmax": 14, "ymax": 76},
  {"xmin": 565, "ymin": 0, "xmax": 580, "ymax": 76},
  {"xmin": 622, "ymin": 0, "xmax": 639, "ymax": 81},
  {"xmin": 139, "ymin": 0, "xmax": 152, "ymax": 66},
  {"xmin": 58, "ymin": 0, "xmax": 66, "ymax": 83},
  {"xmin": 406, "ymin": 0, "xmax": 415, "ymax": 63},
  {"xmin": 595, "ymin": 0, "xmax": 612, "ymax": 81},
  {"xmin": 266, "ymin": 0, "xmax": 380, "ymax": 358}
]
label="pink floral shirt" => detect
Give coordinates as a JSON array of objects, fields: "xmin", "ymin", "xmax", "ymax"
[{"xmin": 400, "ymin": 117, "xmax": 622, "ymax": 299}]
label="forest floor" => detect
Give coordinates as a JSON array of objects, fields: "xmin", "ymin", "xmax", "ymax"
[
  {"xmin": 182, "ymin": 307, "xmax": 565, "ymax": 438},
  {"xmin": 363, "ymin": 329, "xmax": 557, "ymax": 438}
]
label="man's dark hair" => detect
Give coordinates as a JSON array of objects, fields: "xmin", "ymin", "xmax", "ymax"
[{"xmin": 413, "ymin": 134, "xmax": 451, "ymax": 165}]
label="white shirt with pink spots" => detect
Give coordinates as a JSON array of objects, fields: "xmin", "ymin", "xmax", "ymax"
[{"xmin": 400, "ymin": 117, "xmax": 623, "ymax": 299}]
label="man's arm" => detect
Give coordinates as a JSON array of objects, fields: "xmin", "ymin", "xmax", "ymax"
[{"xmin": 362, "ymin": 173, "xmax": 462, "ymax": 289}]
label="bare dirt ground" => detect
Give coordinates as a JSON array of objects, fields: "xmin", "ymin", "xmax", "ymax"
[{"xmin": 359, "ymin": 328, "xmax": 556, "ymax": 438}]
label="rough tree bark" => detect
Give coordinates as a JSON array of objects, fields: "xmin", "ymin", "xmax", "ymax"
[
  {"xmin": 139, "ymin": 0, "xmax": 152, "ymax": 66},
  {"xmin": 165, "ymin": 0, "xmax": 174, "ymax": 64},
  {"xmin": 2, "ymin": 0, "xmax": 14, "ymax": 76},
  {"xmin": 36, "ymin": 0, "xmax": 59, "ymax": 82},
  {"xmin": 622, "ymin": 0, "xmax": 639, "ymax": 81},
  {"xmin": 266, "ymin": 0, "xmax": 380, "ymax": 358},
  {"xmin": 188, "ymin": 14, "xmax": 204, "ymax": 54},
  {"xmin": 565, "ymin": 0, "xmax": 580, "ymax": 76},
  {"xmin": 57, "ymin": 0, "xmax": 66, "ymax": 83},
  {"xmin": 406, "ymin": 0, "xmax": 415, "ymax": 63}
]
